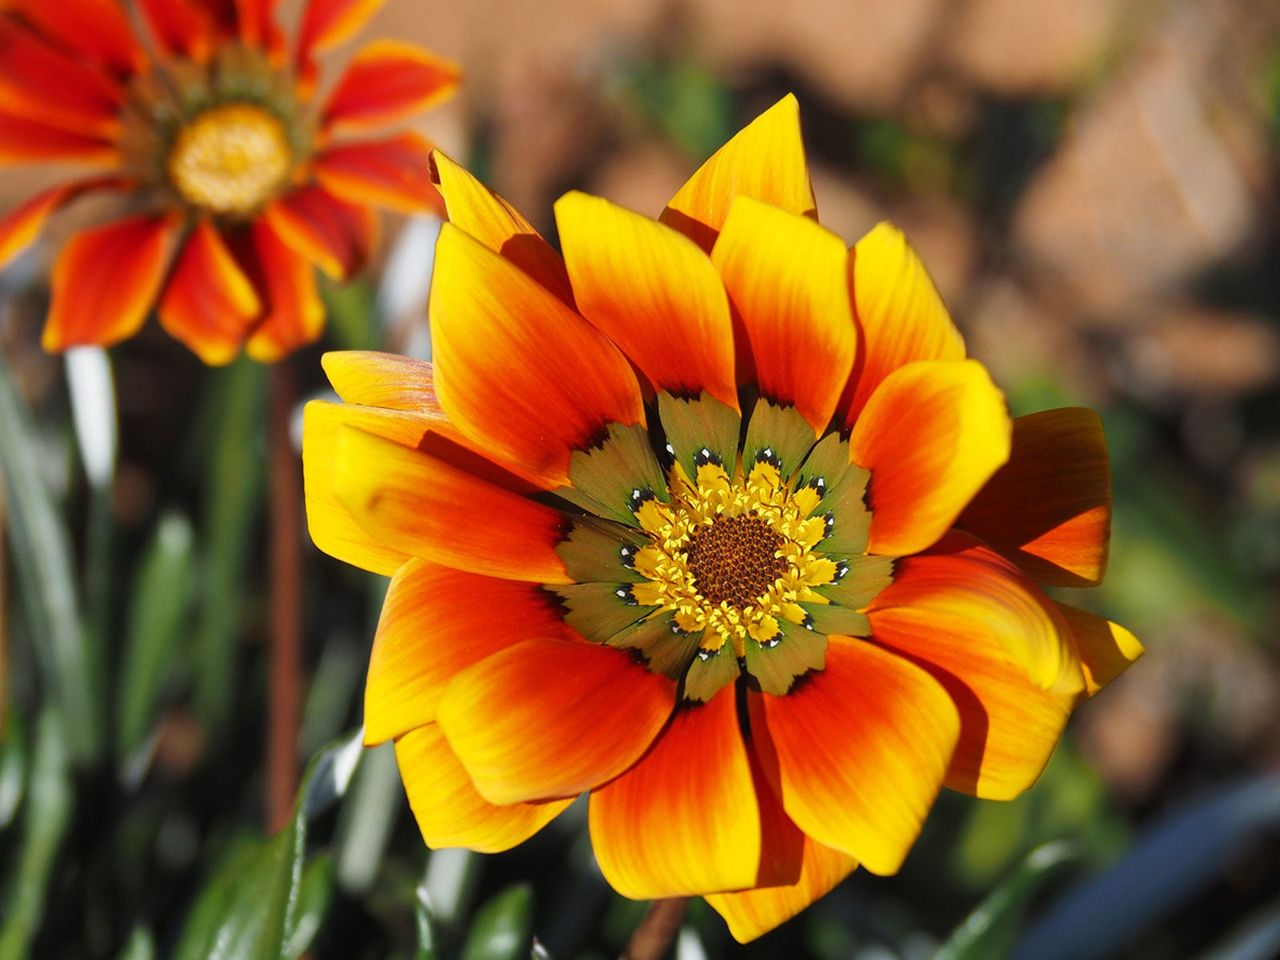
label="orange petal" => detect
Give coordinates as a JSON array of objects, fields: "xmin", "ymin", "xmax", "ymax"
[
  {"xmin": 321, "ymin": 350, "xmax": 441, "ymax": 412},
  {"xmin": 589, "ymin": 685, "xmax": 760, "ymax": 898},
  {"xmin": 157, "ymin": 220, "xmax": 260, "ymax": 365},
  {"xmin": 314, "ymin": 132, "xmax": 441, "ymax": 215},
  {"xmin": 365, "ymin": 558, "xmax": 567, "ymax": 744},
  {"xmin": 839, "ymin": 222, "xmax": 965, "ymax": 428},
  {"xmin": 264, "ymin": 184, "xmax": 377, "ymax": 280},
  {"xmin": 297, "ymin": 0, "xmax": 384, "ymax": 57},
  {"xmin": 0, "ymin": 176, "xmax": 126, "ymax": 270},
  {"xmin": 555, "ymin": 190, "xmax": 738, "ymax": 410},
  {"xmin": 1056, "ymin": 603, "xmax": 1143, "ymax": 697},
  {"xmin": 429, "ymin": 223, "xmax": 645, "ymax": 489},
  {"xmin": 958, "ymin": 408, "xmax": 1111, "ymax": 587},
  {"xmin": 333, "ymin": 423, "xmax": 570, "ymax": 583},
  {"xmin": 662, "ymin": 94, "xmax": 815, "ymax": 252},
  {"xmin": 238, "ymin": 219, "xmax": 325, "ymax": 362},
  {"xmin": 750, "ymin": 636, "xmax": 959, "ymax": 875},
  {"xmin": 707, "ymin": 838, "xmax": 857, "ymax": 944},
  {"xmin": 6, "ymin": 0, "xmax": 143, "ymax": 76},
  {"xmin": 232, "ymin": 0, "xmax": 280, "ymax": 50},
  {"xmin": 0, "ymin": 108, "xmax": 117, "ymax": 165},
  {"xmin": 437, "ymin": 637, "xmax": 675, "ymax": 804},
  {"xmin": 851, "ymin": 359, "xmax": 1011, "ymax": 557},
  {"xmin": 0, "ymin": 18, "xmax": 124, "ymax": 137},
  {"xmin": 711, "ymin": 196, "xmax": 854, "ymax": 432},
  {"xmin": 396, "ymin": 723, "xmax": 573, "ymax": 853},
  {"xmin": 43, "ymin": 214, "xmax": 176, "ymax": 353},
  {"xmin": 867, "ymin": 544, "xmax": 1081, "ymax": 799},
  {"xmin": 322, "ymin": 39, "xmax": 459, "ymax": 135},
  {"xmin": 431, "ymin": 150, "xmax": 574, "ymax": 304},
  {"xmin": 303, "ymin": 400, "xmax": 446, "ymax": 575}
]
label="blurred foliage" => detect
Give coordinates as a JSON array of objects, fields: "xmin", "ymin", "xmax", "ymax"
[{"xmin": 3, "ymin": 3, "xmax": 1280, "ymax": 957}]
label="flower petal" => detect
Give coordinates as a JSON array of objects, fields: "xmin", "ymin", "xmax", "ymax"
[
  {"xmin": 589, "ymin": 685, "xmax": 760, "ymax": 898},
  {"xmin": 321, "ymin": 350, "xmax": 440, "ymax": 412},
  {"xmin": 706, "ymin": 837, "xmax": 857, "ymax": 944},
  {"xmin": 0, "ymin": 108, "xmax": 118, "ymax": 165},
  {"xmin": 839, "ymin": 222, "xmax": 965, "ymax": 428},
  {"xmin": 333, "ymin": 423, "xmax": 570, "ymax": 583},
  {"xmin": 712, "ymin": 196, "xmax": 855, "ymax": 433},
  {"xmin": 867, "ymin": 543, "xmax": 1081, "ymax": 799},
  {"xmin": 303, "ymin": 400, "xmax": 449, "ymax": 575},
  {"xmin": 43, "ymin": 214, "xmax": 176, "ymax": 352},
  {"xmin": 237, "ymin": 219, "xmax": 325, "ymax": 362},
  {"xmin": 750, "ymin": 636, "xmax": 959, "ymax": 875},
  {"xmin": 851, "ymin": 359, "xmax": 1011, "ymax": 557},
  {"xmin": 396, "ymin": 723, "xmax": 573, "ymax": 853},
  {"xmin": 662, "ymin": 94, "xmax": 815, "ymax": 252},
  {"xmin": 0, "ymin": 18, "xmax": 124, "ymax": 136},
  {"xmin": 0, "ymin": 176, "xmax": 126, "ymax": 270},
  {"xmin": 1056, "ymin": 603, "xmax": 1143, "ymax": 697},
  {"xmin": 157, "ymin": 220, "xmax": 260, "ymax": 365},
  {"xmin": 314, "ymin": 131, "xmax": 441, "ymax": 215},
  {"xmin": 555, "ymin": 190, "xmax": 738, "ymax": 410},
  {"xmin": 431, "ymin": 150, "xmax": 574, "ymax": 304},
  {"xmin": 321, "ymin": 39, "xmax": 459, "ymax": 135},
  {"xmin": 232, "ymin": 0, "xmax": 281, "ymax": 50},
  {"xmin": 297, "ymin": 0, "xmax": 385, "ymax": 58},
  {"xmin": 137, "ymin": 0, "xmax": 226, "ymax": 61},
  {"xmin": 365, "ymin": 558, "xmax": 567, "ymax": 744},
  {"xmin": 437, "ymin": 637, "xmax": 676, "ymax": 804},
  {"xmin": 429, "ymin": 223, "xmax": 645, "ymax": 489},
  {"xmin": 264, "ymin": 184, "xmax": 377, "ymax": 280},
  {"xmin": 957, "ymin": 408, "xmax": 1111, "ymax": 587},
  {"xmin": 5, "ymin": 0, "xmax": 143, "ymax": 76}
]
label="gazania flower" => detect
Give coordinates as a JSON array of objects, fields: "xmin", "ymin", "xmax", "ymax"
[
  {"xmin": 0, "ymin": 0, "xmax": 458, "ymax": 363},
  {"xmin": 304, "ymin": 96, "xmax": 1142, "ymax": 941}
]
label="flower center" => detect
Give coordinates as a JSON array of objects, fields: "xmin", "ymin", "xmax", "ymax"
[
  {"xmin": 167, "ymin": 103, "xmax": 292, "ymax": 216},
  {"xmin": 630, "ymin": 459, "xmax": 836, "ymax": 657},
  {"xmin": 686, "ymin": 513, "xmax": 789, "ymax": 607}
]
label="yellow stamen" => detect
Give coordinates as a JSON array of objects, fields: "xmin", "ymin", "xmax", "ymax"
[
  {"xmin": 168, "ymin": 103, "xmax": 292, "ymax": 215},
  {"xmin": 632, "ymin": 459, "xmax": 834, "ymax": 657}
]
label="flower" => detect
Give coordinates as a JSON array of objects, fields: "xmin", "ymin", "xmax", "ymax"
[
  {"xmin": 303, "ymin": 96, "xmax": 1143, "ymax": 941},
  {"xmin": 0, "ymin": 0, "xmax": 459, "ymax": 363}
]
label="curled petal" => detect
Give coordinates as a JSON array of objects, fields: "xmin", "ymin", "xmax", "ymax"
[
  {"xmin": 321, "ymin": 350, "xmax": 440, "ymax": 412},
  {"xmin": 158, "ymin": 220, "xmax": 260, "ymax": 365},
  {"xmin": 235, "ymin": 220, "xmax": 325, "ymax": 362},
  {"xmin": 1056, "ymin": 603, "xmax": 1143, "ymax": 697},
  {"xmin": 264, "ymin": 184, "xmax": 377, "ymax": 280}
]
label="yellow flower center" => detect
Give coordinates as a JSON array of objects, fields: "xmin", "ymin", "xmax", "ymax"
[
  {"xmin": 167, "ymin": 103, "xmax": 292, "ymax": 216},
  {"xmin": 630, "ymin": 459, "xmax": 838, "ymax": 657}
]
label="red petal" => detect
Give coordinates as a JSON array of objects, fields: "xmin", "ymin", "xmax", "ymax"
[
  {"xmin": 44, "ymin": 214, "xmax": 177, "ymax": 352},
  {"xmin": 751, "ymin": 637, "xmax": 959, "ymax": 875},
  {"xmin": 958, "ymin": 408, "xmax": 1111, "ymax": 587},
  {"xmin": 264, "ymin": 184, "xmax": 377, "ymax": 280},
  {"xmin": 136, "ymin": 0, "xmax": 224, "ymax": 61},
  {"xmin": 364, "ymin": 559, "xmax": 568, "ymax": 744},
  {"xmin": 0, "ymin": 176, "xmax": 126, "ymax": 269},
  {"xmin": 314, "ymin": 132, "xmax": 442, "ymax": 214},
  {"xmin": 437, "ymin": 638, "xmax": 676, "ymax": 804},
  {"xmin": 4, "ymin": 0, "xmax": 142, "ymax": 76},
  {"xmin": 157, "ymin": 220, "xmax": 260, "ymax": 365},
  {"xmin": 0, "ymin": 109, "xmax": 116, "ymax": 165},
  {"xmin": 588, "ymin": 685, "xmax": 761, "ymax": 898},
  {"xmin": 322, "ymin": 39, "xmax": 459, "ymax": 135},
  {"xmin": 296, "ymin": 0, "xmax": 385, "ymax": 91},
  {"xmin": 0, "ymin": 20, "xmax": 123, "ymax": 137},
  {"xmin": 235, "ymin": 219, "xmax": 325, "ymax": 362},
  {"xmin": 396, "ymin": 723, "xmax": 573, "ymax": 853}
]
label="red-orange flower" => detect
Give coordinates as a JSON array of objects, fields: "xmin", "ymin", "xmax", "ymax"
[
  {"xmin": 303, "ymin": 96, "xmax": 1143, "ymax": 941},
  {"xmin": 0, "ymin": 0, "xmax": 458, "ymax": 363}
]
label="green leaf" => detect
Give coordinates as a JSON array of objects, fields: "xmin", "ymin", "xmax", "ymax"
[
  {"xmin": 0, "ymin": 353, "xmax": 99, "ymax": 762},
  {"xmin": 193, "ymin": 358, "xmax": 266, "ymax": 739},
  {"xmin": 460, "ymin": 884, "xmax": 534, "ymax": 960},
  {"xmin": 0, "ymin": 711, "xmax": 26, "ymax": 830},
  {"xmin": 414, "ymin": 883, "xmax": 438, "ymax": 960},
  {"xmin": 283, "ymin": 855, "xmax": 334, "ymax": 960},
  {"xmin": 0, "ymin": 709, "xmax": 73, "ymax": 960},
  {"xmin": 934, "ymin": 841, "xmax": 1079, "ymax": 960},
  {"xmin": 117, "ymin": 511, "xmax": 196, "ymax": 766}
]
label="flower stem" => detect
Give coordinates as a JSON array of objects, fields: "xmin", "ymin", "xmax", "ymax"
[
  {"xmin": 623, "ymin": 897, "xmax": 690, "ymax": 960},
  {"xmin": 266, "ymin": 360, "xmax": 302, "ymax": 832}
]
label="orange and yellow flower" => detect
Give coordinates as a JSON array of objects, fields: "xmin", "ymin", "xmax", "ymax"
[
  {"xmin": 303, "ymin": 96, "xmax": 1143, "ymax": 941},
  {"xmin": 0, "ymin": 0, "xmax": 458, "ymax": 363}
]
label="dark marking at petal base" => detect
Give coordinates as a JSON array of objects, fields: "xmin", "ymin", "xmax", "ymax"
[
  {"xmin": 682, "ymin": 641, "xmax": 741, "ymax": 702},
  {"xmin": 556, "ymin": 515, "xmax": 646, "ymax": 583},
  {"xmin": 800, "ymin": 601, "xmax": 871, "ymax": 638},
  {"xmin": 743, "ymin": 398, "xmax": 817, "ymax": 479},
  {"xmin": 743, "ymin": 618, "xmax": 827, "ymax": 696},
  {"xmin": 657, "ymin": 391, "xmax": 742, "ymax": 480},
  {"xmin": 557, "ymin": 421, "xmax": 668, "ymax": 526},
  {"xmin": 815, "ymin": 555, "xmax": 895, "ymax": 611},
  {"xmin": 552, "ymin": 581, "xmax": 651, "ymax": 642}
]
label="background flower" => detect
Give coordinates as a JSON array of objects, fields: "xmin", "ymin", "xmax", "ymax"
[{"xmin": 0, "ymin": 0, "xmax": 458, "ymax": 362}]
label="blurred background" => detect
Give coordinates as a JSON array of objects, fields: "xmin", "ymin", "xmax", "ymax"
[{"xmin": 1, "ymin": 0, "xmax": 1278, "ymax": 957}]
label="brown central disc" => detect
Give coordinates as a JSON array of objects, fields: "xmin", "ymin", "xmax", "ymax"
[{"xmin": 685, "ymin": 513, "xmax": 789, "ymax": 608}]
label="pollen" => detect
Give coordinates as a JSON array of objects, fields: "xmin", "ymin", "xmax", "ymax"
[
  {"xmin": 168, "ymin": 103, "xmax": 292, "ymax": 216},
  {"xmin": 629, "ymin": 459, "xmax": 836, "ymax": 658}
]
